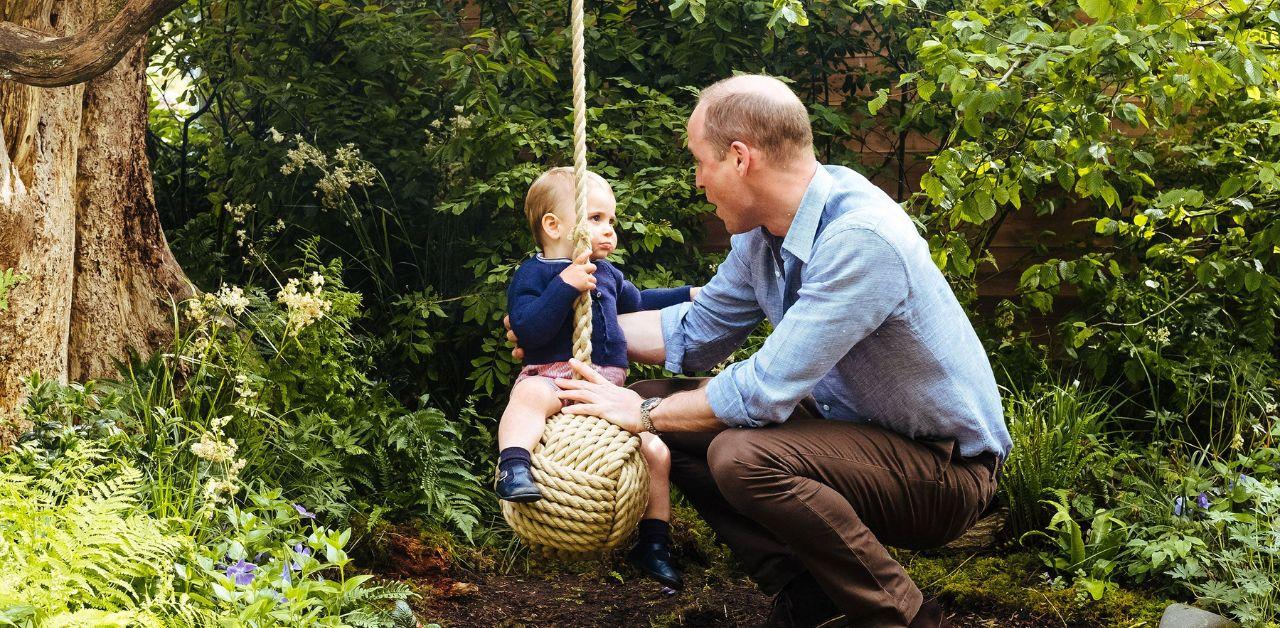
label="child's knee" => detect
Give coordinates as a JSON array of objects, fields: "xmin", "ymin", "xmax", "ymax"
[
  {"xmin": 640, "ymin": 434, "xmax": 671, "ymax": 470},
  {"xmin": 514, "ymin": 377, "xmax": 561, "ymax": 401},
  {"xmin": 505, "ymin": 378, "xmax": 562, "ymax": 415}
]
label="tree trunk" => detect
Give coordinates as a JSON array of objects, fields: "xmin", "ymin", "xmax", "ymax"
[{"xmin": 0, "ymin": 0, "xmax": 192, "ymax": 445}]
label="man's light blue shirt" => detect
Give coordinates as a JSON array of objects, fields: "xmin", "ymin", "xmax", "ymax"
[{"xmin": 661, "ymin": 164, "xmax": 1013, "ymax": 459}]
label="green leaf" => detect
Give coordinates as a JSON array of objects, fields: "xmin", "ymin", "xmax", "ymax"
[
  {"xmin": 1079, "ymin": 0, "xmax": 1114, "ymax": 21},
  {"xmin": 916, "ymin": 80, "xmax": 937, "ymax": 102},
  {"xmin": 974, "ymin": 190, "xmax": 997, "ymax": 221},
  {"xmin": 868, "ymin": 89, "xmax": 890, "ymax": 116}
]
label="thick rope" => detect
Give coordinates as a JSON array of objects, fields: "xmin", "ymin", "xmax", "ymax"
[
  {"xmin": 568, "ymin": 0, "xmax": 593, "ymax": 369},
  {"xmin": 500, "ymin": 0, "xmax": 650, "ymax": 558}
]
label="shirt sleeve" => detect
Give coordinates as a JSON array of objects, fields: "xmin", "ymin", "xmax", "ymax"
[
  {"xmin": 612, "ymin": 263, "xmax": 692, "ymax": 314},
  {"xmin": 638, "ymin": 286, "xmax": 692, "ymax": 310},
  {"xmin": 705, "ymin": 227, "xmax": 909, "ymax": 428},
  {"xmin": 660, "ymin": 241, "xmax": 766, "ymax": 374},
  {"xmin": 508, "ymin": 264, "xmax": 583, "ymax": 351}
]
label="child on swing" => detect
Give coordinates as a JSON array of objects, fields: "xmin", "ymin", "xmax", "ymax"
[{"xmin": 497, "ymin": 166, "xmax": 694, "ymax": 590}]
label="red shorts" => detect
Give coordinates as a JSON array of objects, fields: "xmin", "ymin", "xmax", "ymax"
[{"xmin": 514, "ymin": 361, "xmax": 627, "ymax": 405}]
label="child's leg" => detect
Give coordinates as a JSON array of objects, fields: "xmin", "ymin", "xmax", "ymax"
[
  {"xmin": 497, "ymin": 378, "xmax": 563, "ymax": 452},
  {"xmin": 639, "ymin": 432, "xmax": 672, "ymax": 521},
  {"xmin": 631, "ymin": 432, "xmax": 683, "ymax": 589}
]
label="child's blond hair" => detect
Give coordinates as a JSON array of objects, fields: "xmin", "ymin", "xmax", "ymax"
[{"xmin": 524, "ymin": 167, "xmax": 611, "ymax": 249}]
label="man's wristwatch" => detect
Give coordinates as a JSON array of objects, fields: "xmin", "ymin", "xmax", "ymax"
[{"xmin": 639, "ymin": 396, "xmax": 664, "ymax": 435}]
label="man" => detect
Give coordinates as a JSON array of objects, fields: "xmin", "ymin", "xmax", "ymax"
[{"xmin": 511, "ymin": 75, "xmax": 1012, "ymax": 628}]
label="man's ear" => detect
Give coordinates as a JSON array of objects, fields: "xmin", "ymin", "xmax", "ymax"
[
  {"xmin": 730, "ymin": 140, "xmax": 751, "ymax": 174},
  {"xmin": 542, "ymin": 213, "xmax": 561, "ymax": 240}
]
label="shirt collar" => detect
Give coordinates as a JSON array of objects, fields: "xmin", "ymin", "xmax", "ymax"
[{"xmin": 780, "ymin": 164, "xmax": 832, "ymax": 265}]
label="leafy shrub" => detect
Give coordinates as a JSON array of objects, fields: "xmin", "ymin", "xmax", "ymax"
[
  {"xmin": 1000, "ymin": 380, "xmax": 1112, "ymax": 537},
  {"xmin": 16, "ymin": 241, "xmax": 486, "ymax": 538}
]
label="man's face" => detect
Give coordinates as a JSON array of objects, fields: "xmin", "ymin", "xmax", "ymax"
[{"xmin": 688, "ymin": 107, "xmax": 752, "ymax": 234}]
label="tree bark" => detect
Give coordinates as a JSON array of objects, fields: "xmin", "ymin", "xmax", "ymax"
[{"xmin": 0, "ymin": 0, "xmax": 192, "ymax": 445}]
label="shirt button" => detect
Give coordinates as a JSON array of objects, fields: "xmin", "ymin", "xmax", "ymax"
[
  {"xmin": 822, "ymin": 404, "xmax": 830, "ymax": 412},
  {"xmin": 775, "ymin": 271, "xmax": 782, "ymax": 278}
]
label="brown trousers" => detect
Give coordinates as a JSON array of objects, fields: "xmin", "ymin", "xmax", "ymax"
[{"xmin": 630, "ymin": 378, "xmax": 999, "ymax": 628}]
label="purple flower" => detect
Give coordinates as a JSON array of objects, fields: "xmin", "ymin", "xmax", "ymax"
[
  {"xmin": 293, "ymin": 504, "xmax": 316, "ymax": 519},
  {"xmin": 1173, "ymin": 496, "xmax": 1184, "ymax": 516},
  {"xmin": 226, "ymin": 559, "xmax": 257, "ymax": 586},
  {"xmin": 1197, "ymin": 492, "xmax": 1211, "ymax": 510},
  {"xmin": 290, "ymin": 543, "xmax": 312, "ymax": 571}
]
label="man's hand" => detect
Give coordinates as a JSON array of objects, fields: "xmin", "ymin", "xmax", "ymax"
[
  {"xmin": 558, "ymin": 250, "xmax": 597, "ymax": 292},
  {"xmin": 555, "ymin": 358, "xmax": 645, "ymax": 433},
  {"xmin": 690, "ymin": 286, "xmax": 702, "ymax": 300}
]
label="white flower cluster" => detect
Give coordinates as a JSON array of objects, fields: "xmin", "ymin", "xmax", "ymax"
[
  {"xmin": 269, "ymin": 127, "xmax": 286, "ymax": 143},
  {"xmin": 184, "ymin": 297, "xmax": 208, "ymax": 323},
  {"xmin": 191, "ymin": 431, "xmax": 237, "ymax": 464},
  {"xmin": 233, "ymin": 373, "xmax": 261, "ymax": 416},
  {"xmin": 193, "ymin": 414, "xmax": 248, "ymax": 509},
  {"xmin": 226, "ymin": 202, "xmax": 254, "ymax": 223},
  {"xmin": 281, "ymin": 137, "xmax": 325, "ymax": 176},
  {"xmin": 1146, "ymin": 326, "xmax": 1170, "ymax": 344},
  {"xmin": 277, "ymin": 274, "xmax": 331, "ymax": 335},
  {"xmin": 278, "ymin": 136, "xmax": 378, "ymax": 210},
  {"xmin": 316, "ymin": 144, "xmax": 377, "ymax": 210},
  {"xmin": 184, "ymin": 284, "xmax": 252, "ymax": 325},
  {"xmin": 215, "ymin": 284, "xmax": 250, "ymax": 316}
]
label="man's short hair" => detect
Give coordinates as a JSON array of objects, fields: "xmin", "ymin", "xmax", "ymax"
[
  {"xmin": 696, "ymin": 75, "xmax": 814, "ymax": 163},
  {"xmin": 524, "ymin": 166, "xmax": 611, "ymax": 248}
]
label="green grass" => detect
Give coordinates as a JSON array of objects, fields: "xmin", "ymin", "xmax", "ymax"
[{"xmin": 900, "ymin": 551, "xmax": 1173, "ymax": 626}]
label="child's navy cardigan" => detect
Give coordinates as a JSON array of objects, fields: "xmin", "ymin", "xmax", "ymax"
[{"xmin": 508, "ymin": 255, "xmax": 692, "ymax": 368}]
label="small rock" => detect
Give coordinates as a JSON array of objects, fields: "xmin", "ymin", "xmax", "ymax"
[
  {"xmin": 941, "ymin": 507, "xmax": 1007, "ymax": 553},
  {"xmin": 1159, "ymin": 603, "xmax": 1238, "ymax": 628},
  {"xmin": 660, "ymin": 586, "xmax": 678, "ymax": 596},
  {"xmin": 446, "ymin": 581, "xmax": 481, "ymax": 597}
]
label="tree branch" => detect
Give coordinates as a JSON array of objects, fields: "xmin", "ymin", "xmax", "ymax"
[{"xmin": 0, "ymin": 0, "xmax": 185, "ymax": 87}]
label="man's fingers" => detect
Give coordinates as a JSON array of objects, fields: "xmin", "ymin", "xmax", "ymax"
[
  {"xmin": 511, "ymin": 347, "xmax": 524, "ymax": 360},
  {"xmin": 506, "ymin": 329, "xmax": 519, "ymax": 344},
  {"xmin": 556, "ymin": 387, "xmax": 594, "ymax": 402},
  {"xmin": 561, "ymin": 403, "xmax": 600, "ymax": 417},
  {"xmin": 553, "ymin": 377, "xmax": 594, "ymax": 390},
  {"xmin": 568, "ymin": 358, "xmax": 608, "ymax": 384},
  {"xmin": 503, "ymin": 314, "xmax": 512, "ymax": 331},
  {"xmin": 583, "ymin": 262, "xmax": 596, "ymax": 274},
  {"xmin": 574, "ymin": 250, "xmax": 591, "ymax": 265}
]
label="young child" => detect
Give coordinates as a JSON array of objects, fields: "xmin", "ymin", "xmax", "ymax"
[{"xmin": 498, "ymin": 166, "xmax": 692, "ymax": 590}]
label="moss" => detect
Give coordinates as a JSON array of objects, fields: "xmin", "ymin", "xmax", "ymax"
[{"xmin": 899, "ymin": 551, "xmax": 1173, "ymax": 626}]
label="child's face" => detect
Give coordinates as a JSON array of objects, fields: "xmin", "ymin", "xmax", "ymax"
[
  {"xmin": 547, "ymin": 184, "xmax": 618, "ymax": 260},
  {"xmin": 583, "ymin": 186, "xmax": 618, "ymax": 260}
]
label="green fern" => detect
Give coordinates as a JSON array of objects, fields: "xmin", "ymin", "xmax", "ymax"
[{"xmin": 0, "ymin": 442, "xmax": 210, "ymax": 625}]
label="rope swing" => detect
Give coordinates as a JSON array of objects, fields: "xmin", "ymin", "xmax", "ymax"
[{"xmin": 499, "ymin": 0, "xmax": 651, "ymax": 556}]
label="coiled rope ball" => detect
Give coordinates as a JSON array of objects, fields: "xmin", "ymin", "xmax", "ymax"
[{"xmin": 499, "ymin": 0, "xmax": 650, "ymax": 557}]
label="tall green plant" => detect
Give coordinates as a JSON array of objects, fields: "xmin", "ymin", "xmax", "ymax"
[{"xmin": 1001, "ymin": 381, "xmax": 1112, "ymax": 537}]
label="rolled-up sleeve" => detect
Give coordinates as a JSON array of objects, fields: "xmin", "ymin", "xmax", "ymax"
[
  {"xmin": 706, "ymin": 228, "xmax": 909, "ymax": 428},
  {"xmin": 661, "ymin": 241, "xmax": 764, "ymax": 375}
]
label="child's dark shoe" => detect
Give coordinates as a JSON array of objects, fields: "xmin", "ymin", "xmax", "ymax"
[
  {"xmin": 627, "ymin": 540, "xmax": 684, "ymax": 590},
  {"xmin": 495, "ymin": 462, "xmax": 542, "ymax": 502}
]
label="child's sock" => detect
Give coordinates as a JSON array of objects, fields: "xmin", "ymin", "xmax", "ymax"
[
  {"xmin": 638, "ymin": 518, "xmax": 670, "ymax": 545},
  {"xmin": 498, "ymin": 446, "xmax": 532, "ymax": 471}
]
